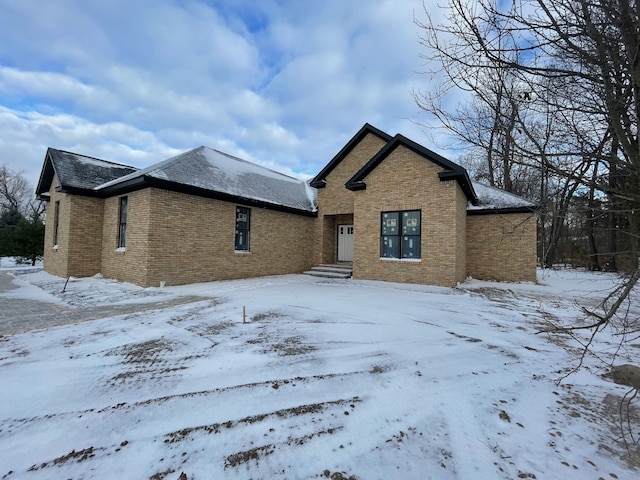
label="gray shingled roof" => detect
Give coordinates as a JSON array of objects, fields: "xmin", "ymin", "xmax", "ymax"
[
  {"xmin": 37, "ymin": 148, "xmax": 138, "ymax": 195},
  {"xmin": 468, "ymin": 180, "xmax": 538, "ymax": 212},
  {"xmin": 97, "ymin": 146, "xmax": 317, "ymax": 213},
  {"xmin": 37, "ymin": 140, "xmax": 533, "ymax": 216}
]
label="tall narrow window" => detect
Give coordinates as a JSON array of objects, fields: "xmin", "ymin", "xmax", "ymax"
[
  {"xmin": 53, "ymin": 200, "xmax": 60, "ymax": 246},
  {"xmin": 118, "ymin": 196, "xmax": 128, "ymax": 249},
  {"xmin": 235, "ymin": 207, "xmax": 250, "ymax": 251},
  {"xmin": 381, "ymin": 210, "xmax": 421, "ymax": 259}
]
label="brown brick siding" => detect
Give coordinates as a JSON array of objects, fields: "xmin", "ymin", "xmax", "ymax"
[
  {"xmin": 101, "ymin": 188, "xmax": 316, "ymax": 287},
  {"xmin": 455, "ymin": 188, "xmax": 467, "ymax": 283},
  {"xmin": 351, "ymin": 146, "xmax": 467, "ymax": 287},
  {"xmin": 101, "ymin": 189, "xmax": 152, "ymax": 286},
  {"xmin": 67, "ymin": 196, "xmax": 104, "ymax": 277},
  {"xmin": 317, "ymin": 133, "xmax": 387, "ymax": 216},
  {"xmin": 43, "ymin": 175, "xmax": 71, "ymax": 277},
  {"xmin": 44, "ymin": 175, "xmax": 104, "ymax": 278},
  {"xmin": 466, "ymin": 212, "xmax": 537, "ymax": 282},
  {"xmin": 315, "ymin": 133, "xmax": 387, "ymax": 265}
]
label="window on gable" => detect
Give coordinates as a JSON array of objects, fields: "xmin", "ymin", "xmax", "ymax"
[
  {"xmin": 117, "ymin": 196, "xmax": 128, "ymax": 249},
  {"xmin": 53, "ymin": 200, "xmax": 60, "ymax": 246},
  {"xmin": 381, "ymin": 210, "xmax": 421, "ymax": 259},
  {"xmin": 235, "ymin": 207, "xmax": 250, "ymax": 251}
]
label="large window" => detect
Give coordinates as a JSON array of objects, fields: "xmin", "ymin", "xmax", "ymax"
[
  {"xmin": 117, "ymin": 196, "xmax": 128, "ymax": 249},
  {"xmin": 381, "ymin": 210, "xmax": 421, "ymax": 259},
  {"xmin": 53, "ymin": 200, "xmax": 60, "ymax": 246},
  {"xmin": 235, "ymin": 207, "xmax": 250, "ymax": 251}
]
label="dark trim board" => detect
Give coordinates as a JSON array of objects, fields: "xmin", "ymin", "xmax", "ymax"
[
  {"xmin": 345, "ymin": 133, "xmax": 479, "ymax": 205},
  {"xmin": 57, "ymin": 176, "xmax": 318, "ymax": 217},
  {"xmin": 467, "ymin": 207, "xmax": 539, "ymax": 216},
  {"xmin": 309, "ymin": 123, "xmax": 392, "ymax": 188}
]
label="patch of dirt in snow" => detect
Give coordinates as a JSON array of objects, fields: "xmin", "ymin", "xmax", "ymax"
[
  {"xmin": 158, "ymin": 397, "xmax": 361, "ymax": 473},
  {"xmin": 244, "ymin": 310, "xmax": 318, "ymax": 356},
  {"xmin": 28, "ymin": 446, "xmax": 101, "ymax": 471},
  {"xmin": 318, "ymin": 470, "xmax": 358, "ymax": 480},
  {"xmin": 550, "ymin": 384, "xmax": 640, "ymax": 470},
  {"xmin": 102, "ymin": 338, "xmax": 190, "ymax": 387},
  {"xmin": 183, "ymin": 320, "xmax": 235, "ymax": 346},
  {"xmin": 164, "ymin": 397, "xmax": 360, "ymax": 444}
]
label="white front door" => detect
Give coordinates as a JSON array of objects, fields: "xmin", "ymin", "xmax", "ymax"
[{"xmin": 337, "ymin": 224, "xmax": 354, "ymax": 262}]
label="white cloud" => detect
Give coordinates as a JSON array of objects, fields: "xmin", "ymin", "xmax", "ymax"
[
  {"xmin": 0, "ymin": 0, "xmax": 460, "ymax": 188},
  {"xmin": 0, "ymin": 107, "xmax": 180, "ymax": 184}
]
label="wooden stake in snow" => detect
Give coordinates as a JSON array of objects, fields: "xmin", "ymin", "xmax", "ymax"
[{"xmin": 242, "ymin": 306, "xmax": 246, "ymax": 324}]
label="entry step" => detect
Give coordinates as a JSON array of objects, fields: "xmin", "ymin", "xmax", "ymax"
[{"xmin": 303, "ymin": 264, "xmax": 352, "ymax": 279}]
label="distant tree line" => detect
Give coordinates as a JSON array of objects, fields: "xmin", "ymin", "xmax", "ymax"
[
  {"xmin": 414, "ymin": 0, "xmax": 639, "ymax": 274},
  {"xmin": 0, "ymin": 164, "xmax": 45, "ymax": 266}
]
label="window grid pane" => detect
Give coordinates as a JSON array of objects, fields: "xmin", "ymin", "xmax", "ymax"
[
  {"xmin": 381, "ymin": 212, "xmax": 399, "ymax": 235},
  {"xmin": 402, "ymin": 211, "xmax": 421, "ymax": 235},
  {"xmin": 381, "ymin": 235, "xmax": 400, "ymax": 258}
]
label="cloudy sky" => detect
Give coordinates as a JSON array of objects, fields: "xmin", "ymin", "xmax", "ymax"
[{"xmin": 0, "ymin": 0, "xmax": 447, "ymax": 188}]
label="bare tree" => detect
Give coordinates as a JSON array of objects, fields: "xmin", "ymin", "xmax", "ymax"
[
  {"xmin": 413, "ymin": 0, "xmax": 640, "ymax": 396},
  {"xmin": 0, "ymin": 164, "xmax": 44, "ymax": 263},
  {"xmin": 0, "ymin": 164, "xmax": 44, "ymax": 219},
  {"xmin": 0, "ymin": 165, "xmax": 31, "ymax": 213}
]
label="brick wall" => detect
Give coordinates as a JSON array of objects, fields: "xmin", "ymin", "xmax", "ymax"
[
  {"xmin": 455, "ymin": 188, "xmax": 468, "ymax": 283},
  {"xmin": 101, "ymin": 189, "xmax": 152, "ymax": 286},
  {"xmin": 43, "ymin": 175, "xmax": 104, "ymax": 278},
  {"xmin": 352, "ymin": 145, "xmax": 467, "ymax": 287},
  {"xmin": 317, "ymin": 133, "xmax": 387, "ymax": 216},
  {"xmin": 316, "ymin": 133, "xmax": 387, "ymax": 265},
  {"xmin": 101, "ymin": 188, "xmax": 316, "ymax": 287},
  {"xmin": 466, "ymin": 212, "xmax": 537, "ymax": 282},
  {"xmin": 43, "ymin": 175, "xmax": 70, "ymax": 277},
  {"xmin": 66, "ymin": 195, "xmax": 104, "ymax": 277}
]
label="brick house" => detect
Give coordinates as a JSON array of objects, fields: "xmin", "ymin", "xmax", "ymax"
[{"xmin": 36, "ymin": 123, "xmax": 538, "ymax": 287}]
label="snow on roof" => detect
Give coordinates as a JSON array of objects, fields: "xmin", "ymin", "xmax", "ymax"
[
  {"xmin": 48, "ymin": 149, "xmax": 138, "ymax": 190},
  {"xmin": 97, "ymin": 146, "xmax": 317, "ymax": 213},
  {"xmin": 469, "ymin": 180, "xmax": 537, "ymax": 211}
]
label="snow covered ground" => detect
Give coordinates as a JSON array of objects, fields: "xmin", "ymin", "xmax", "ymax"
[{"xmin": 0, "ymin": 267, "xmax": 638, "ymax": 479}]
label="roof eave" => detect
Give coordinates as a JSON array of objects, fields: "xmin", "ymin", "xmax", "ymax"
[
  {"xmin": 99, "ymin": 176, "xmax": 317, "ymax": 217},
  {"xmin": 467, "ymin": 206, "xmax": 540, "ymax": 216},
  {"xmin": 96, "ymin": 176, "xmax": 148, "ymax": 197}
]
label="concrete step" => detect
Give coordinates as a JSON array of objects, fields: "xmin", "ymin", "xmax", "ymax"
[{"xmin": 303, "ymin": 265, "xmax": 352, "ymax": 279}]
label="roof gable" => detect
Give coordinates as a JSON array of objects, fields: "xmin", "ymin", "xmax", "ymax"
[
  {"xmin": 309, "ymin": 123, "xmax": 392, "ymax": 188},
  {"xmin": 345, "ymin": 133, "xmax": 479, "ymax": 204},
  {"xmin": 36, "ymin": 148, "xmax": 138, "ymax": 197}
]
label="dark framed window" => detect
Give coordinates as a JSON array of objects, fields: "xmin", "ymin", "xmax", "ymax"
[
  {"xmin": 235, "ymin": 206, "xmax": 250, "ymax": 251},
  {"xmin": 118, "ymin": 196, "xmax": 128, "ymax": 248},
  {"xmin": 381, "ymin": 210, "xmax": 421, "ymax": 259},
  {"xmin": 53, "ymin": 200, "xmax": 60, "ymax": 246}
]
